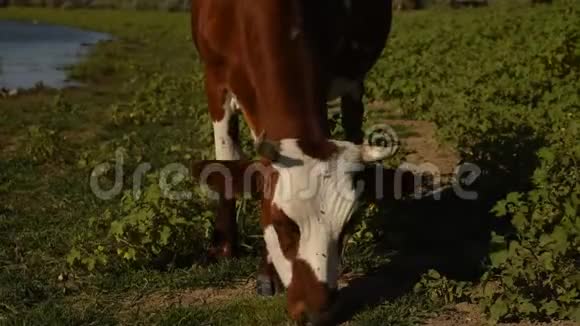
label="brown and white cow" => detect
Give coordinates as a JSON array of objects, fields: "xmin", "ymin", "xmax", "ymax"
[{"xmin": 191, "ymin": 0, "xmax": 396, "ymax": 323}]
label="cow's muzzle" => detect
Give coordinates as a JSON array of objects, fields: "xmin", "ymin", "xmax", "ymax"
[{"xmin": 303, "ymin": 288, "xmax": 339, "ymax": 326}]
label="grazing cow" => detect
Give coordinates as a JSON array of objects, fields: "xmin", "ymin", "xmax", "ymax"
[{"xmin": 191, "ymin": 0, "xmax": 399, "ymax": 323}]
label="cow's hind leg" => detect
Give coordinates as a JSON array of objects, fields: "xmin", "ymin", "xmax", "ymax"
[
  {"xmin": 340, "ymin": 80, "xmax": 365, "ymax": 144},
  {"xmin": 205, "ymin": 68, "xmax": 244, "ymax": 258}
]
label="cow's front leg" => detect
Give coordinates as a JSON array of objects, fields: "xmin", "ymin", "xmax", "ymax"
[
  {"xmin": 256, "ymin": 251, "xmax": 284, "ymax": 296},
  {"xmin": 340, "ymin": 80, "xmax": 365, "ymax": 145},
  {"xmin": 257, "ymin": 200, "xmax": 298, "ymax": 297},
  {"xmin": 205, "ymin": 69, "xmax": 244, "ymax": 258}
]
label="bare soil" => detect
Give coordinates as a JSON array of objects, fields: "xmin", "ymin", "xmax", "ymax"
[
  {"xmin": 387, "ymin": 119, "xmax": 460, "ymax": 180},
  {"xmin": 0, "ymin": 134, "xmax": 21, "ymax": 156},
  {"xmin": 119, "ymin": 280, "xmax": 256, "ymax": 319}
]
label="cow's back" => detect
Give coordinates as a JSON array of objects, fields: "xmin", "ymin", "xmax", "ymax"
[
  {"xmin": 300, "ymin": 0, "xmax": 392, "ymax": 81},
  {"xmin": 191, "ymin": 0, "xmax": 243, "ymax": 65}
]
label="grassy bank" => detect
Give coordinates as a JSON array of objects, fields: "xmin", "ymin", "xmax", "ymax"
[
  {"xmin": 1, "ymin": 2, "xmax": 578, "ymax": 325},
  {"xmin": 0, "ymin": 7, "xmax": 264, "ymax": 325}
]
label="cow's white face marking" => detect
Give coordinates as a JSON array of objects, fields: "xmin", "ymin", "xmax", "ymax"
[
  {"xmin": 327, "ymin": 78, "xmax": 362, "ymax": 101},
  {"xmin": 213, "ymin": 92, "xmax": 243, "ymax": 160},
  {"xmin": 266, "ymin": 140, "xmax": 369, "ymax": 288}
]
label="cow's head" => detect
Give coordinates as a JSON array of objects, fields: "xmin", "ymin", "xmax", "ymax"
[{"xmin": 193, "ymin": 138, "xmax": 415, "ymax": 323}]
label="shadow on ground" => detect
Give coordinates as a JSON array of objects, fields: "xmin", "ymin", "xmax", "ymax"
[
  {"xmin": 330, "ymin": 123, "xmax": 546, "ymax": 324},
  {"xmin": 331, "ymin": 185, "xmax": 494, "ymax": 323}
]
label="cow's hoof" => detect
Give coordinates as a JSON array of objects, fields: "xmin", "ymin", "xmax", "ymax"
[{"xmin": 256, "ymin": 274, "xmax": 276, "ymax": 296}]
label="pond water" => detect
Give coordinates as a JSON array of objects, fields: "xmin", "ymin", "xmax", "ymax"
[{"xmin": 0, "ymin": 20, "xmax": 110, "ymax": 89}]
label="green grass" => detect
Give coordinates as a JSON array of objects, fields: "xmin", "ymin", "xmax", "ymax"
[
  {"xmin": 1, "ymin": 2, "xmax": 578, "ymax": 325},
  {"xmin": 0, "ymin": 8, "xmax": 258, "ymax": 324}
]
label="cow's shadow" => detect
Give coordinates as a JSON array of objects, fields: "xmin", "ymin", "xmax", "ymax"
[
  {"xmin": 331, "ymin": 257, "xmax": 425, "ymax": 324},
  {"xmin": 330, "ymin": 182, "xmax": 506, "ymax": 324},
  {"xmin": 330, "ymin": 121, "xmax": 547, "ymax": 323}
]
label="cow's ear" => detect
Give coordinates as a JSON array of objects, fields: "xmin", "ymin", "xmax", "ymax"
[
  {"xmin": 355, "ymin": 164, "xmax": 418, "ymax": 202},
  {"xmin": 191, "ymin": 160, "xmax": 267, "ymax": 199}
]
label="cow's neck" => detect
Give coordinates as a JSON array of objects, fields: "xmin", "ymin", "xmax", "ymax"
[{"xmin": 236, "ymin": 0, "xmax": 332, "ymax": 149}]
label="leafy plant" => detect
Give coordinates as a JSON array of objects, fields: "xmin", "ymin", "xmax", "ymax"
[
  {"xmin": 414, "ymin": 269, "xmax": 473, "ymax": 306},
  {"xmin": 365, "ymin": 1, "xmax": 580, "ymax": 323},
  {"xmin": 477, "ymin": 121, "xmax": 580, "ymax": 323},
  {"xmin": 47, "ymin": 92, "xmax": 82, "ymax": 114},
  {"xmin": 111, "ymin": 73, "xmax": 202, "ymax": 126},
  {"xmin": 67, "ymin": 172, "xmax": 214, "ymax": 271},
  {"xmin": 23, "ymin": 126, "xmax": 61, "ymax": 163}
]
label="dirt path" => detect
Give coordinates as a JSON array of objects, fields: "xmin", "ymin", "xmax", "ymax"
[
  {"xmin": 387, "ymin": 119, "xmax": 459, "ymax": 180},
  {"xmin": 119, "ymin": 276, "xmax": 360, "ymax": 316},
  {"xmin": 125, "ymin": 282, "xmax": 255, "ymax": 310},
  {"xmin": 119, "ymin": 280, "xmax": 256, "ymax": 319}
]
